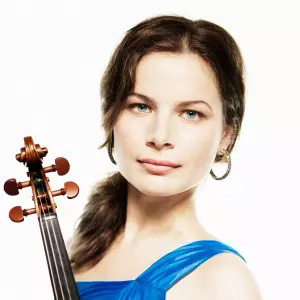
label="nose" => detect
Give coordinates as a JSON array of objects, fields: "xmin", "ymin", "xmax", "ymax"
[
  {"xmin": 146, "ymin": 118, "xmax": 175, "ymax": 150},
  {"xmin": 146, "ymin": 139, "xmax": 174, "ymax": 150}
]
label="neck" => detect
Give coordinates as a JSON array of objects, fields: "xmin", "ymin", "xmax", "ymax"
[{"xmin": 119, "ymin": 182, "xmax": 206, "ymax": 246}]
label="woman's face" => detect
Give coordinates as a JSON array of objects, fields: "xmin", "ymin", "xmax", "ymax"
[{"xmin": 113, "ymin": 52, "xmax": 231, "ymax": 196}]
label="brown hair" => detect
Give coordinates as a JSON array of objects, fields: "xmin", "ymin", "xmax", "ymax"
[{"xmin": 69, "ymin": 14, "xmax": 246, "ymax": 273}]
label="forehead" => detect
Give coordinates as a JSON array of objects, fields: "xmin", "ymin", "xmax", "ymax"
[{"xmin": 133, "ymin": 52, "xmax": 222, "ymax": 108}]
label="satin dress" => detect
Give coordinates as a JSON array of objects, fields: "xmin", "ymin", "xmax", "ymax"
[{"xmin": 76, "ymin": 239, "xmax": 246, "ymax": 299}]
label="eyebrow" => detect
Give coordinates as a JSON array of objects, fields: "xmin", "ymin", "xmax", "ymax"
[{"xmin": 128, "ymin": 92, "xmax": 212, "ymax": 111}]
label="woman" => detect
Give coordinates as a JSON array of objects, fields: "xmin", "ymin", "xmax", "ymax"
[{"xmin": 71, "ymin": 15, "xmax": 263, "ymax": 299}]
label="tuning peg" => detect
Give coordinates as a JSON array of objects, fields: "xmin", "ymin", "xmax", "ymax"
[
  {"xmin": 9, "ymin": 206, "xmax": 36, "ymax": 222},
  {"xmin": 4, "ymin": 178, "xmax": 31, "ymax": 196},
  {"xmin": 43, "ymin": 157, "xmax": 70, "ymax": 176},
  {"xmin": 9, "ymin": 204, "xmax": 57, "ymax": 222},
  {"xmin": 51, "ymin": 181, "xmax": 79, "ymax": 199}
]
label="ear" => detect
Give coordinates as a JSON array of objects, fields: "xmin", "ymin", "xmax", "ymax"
[{"xmin": 218, "ymin": 125, "xmax": 235, "ymax": 153}]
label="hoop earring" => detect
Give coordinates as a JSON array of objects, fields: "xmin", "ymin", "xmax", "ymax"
[
  {"xmin": 210, "ymin": 149, "xmax": 231, "ymax": 180},
  {"xmin": 108, "ymin": 132, "xmax": 117, "ymax": 165}
]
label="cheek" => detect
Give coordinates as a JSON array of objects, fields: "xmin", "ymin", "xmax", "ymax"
[
  {"xmin": 182, "ymin": 125, "xmax": 220, "ymax": 167},
  {"xmin": 114, "ymin": 116, "xmax": 139, "ymax": 158}
]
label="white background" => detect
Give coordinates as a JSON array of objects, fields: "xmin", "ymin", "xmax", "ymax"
[{"xmin": 0, "ymin": 1, "xmax": 299, "ymax": 299}]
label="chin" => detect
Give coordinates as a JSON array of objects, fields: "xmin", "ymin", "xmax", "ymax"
[{"xmin": 134, "ymin": 181, "xmax": 182, "ymax": 197}]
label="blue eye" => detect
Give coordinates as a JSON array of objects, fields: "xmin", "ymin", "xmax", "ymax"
[
  {"xmin": 184, "ymin": 110, "xmax": 198, "ymax": 120},
  {"xmin": 128, "ymin": 103, "xmax": 150, "ymax": 113},
  {"xmin": 128, "ymin": 103, "xmax": 204, "ymax": 121},
  {"xmin": 136, "ymin": 103, "xmax": 149, "ymax": 112}
]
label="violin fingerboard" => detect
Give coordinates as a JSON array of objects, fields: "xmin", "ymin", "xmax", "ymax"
[{"xmin": 38, "ymin": 214, "xmax": 80, "ymax": 300}]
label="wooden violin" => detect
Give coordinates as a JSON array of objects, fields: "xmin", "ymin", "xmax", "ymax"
[{"xmin": 4, "ymin": 136, "xmax": 80, "ymax": 300}]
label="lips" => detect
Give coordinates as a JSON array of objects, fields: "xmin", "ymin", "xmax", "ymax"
[
  {"xmin": 137, "ymin": 158, "xmax": 181, "ymax": 168},
  {"xmin": 137, "ymin": 158, "xmax": 181, "ymax": 175},
  {"xmin": 139, "ymin": 162, "xmax": 178, "ymax": 175}
]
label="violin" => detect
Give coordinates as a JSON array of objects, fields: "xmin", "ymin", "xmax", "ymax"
[{"xmin": 4, "ymin": 136, "xmax": 80, "ymax": 299}]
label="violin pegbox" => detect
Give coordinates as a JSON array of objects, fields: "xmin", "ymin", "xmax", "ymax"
[{"xmin": 4, "ymin": 136, "xmax": 79, "ymax": 222}]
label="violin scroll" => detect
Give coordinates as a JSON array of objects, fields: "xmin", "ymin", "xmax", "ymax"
[
  {"xmin": 4, "ymin": 136, "xmax": 79, "ymax": 222},
  {"xmin": 15, "ymin": 138, "xmax": 48, "ymax": 165}
]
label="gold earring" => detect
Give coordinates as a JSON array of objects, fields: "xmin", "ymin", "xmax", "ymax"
[{"xmin": 210, "ymin": 149, "xmax": 231, "ymax": 180}]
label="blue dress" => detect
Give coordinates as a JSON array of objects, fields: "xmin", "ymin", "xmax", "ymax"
[{"xmin": 76, "ymin": 239, "xmax": 246, "ymax": 299}]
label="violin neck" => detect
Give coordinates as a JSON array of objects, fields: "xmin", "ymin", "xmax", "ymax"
[{"xmin": 38, "ymin": 213, "xmax": 79, "ymax": 300}]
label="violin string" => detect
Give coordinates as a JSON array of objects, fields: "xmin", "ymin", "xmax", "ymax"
[
  {"xmin": 36, "ymin": 177, "xmax": 61, "ymax": 300},
  {"xmin": 40, "ymin": 171, "xmax": 72, "ymax": 298},
  {"xmin": 36, "ymin": 173, "xmax": 64, "ymax": 299}
]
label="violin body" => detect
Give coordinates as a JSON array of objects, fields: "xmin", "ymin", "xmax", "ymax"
[{"xmin": 4, "ymin": 136, "xmax": 80, "ymax": 299}]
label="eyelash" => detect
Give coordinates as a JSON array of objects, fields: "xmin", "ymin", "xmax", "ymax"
[{"xmin": 127, "ymin": 103, "xmax": 205, "ymax": 121}]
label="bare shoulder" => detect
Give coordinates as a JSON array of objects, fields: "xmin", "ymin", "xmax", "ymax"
[
  {"xmin": 166, "ymin": 252, "xmax": 263, "ymax": 300},
  {"xmin": 199, "ymin": 252, "xmax": 263, "ymax": 299}
]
